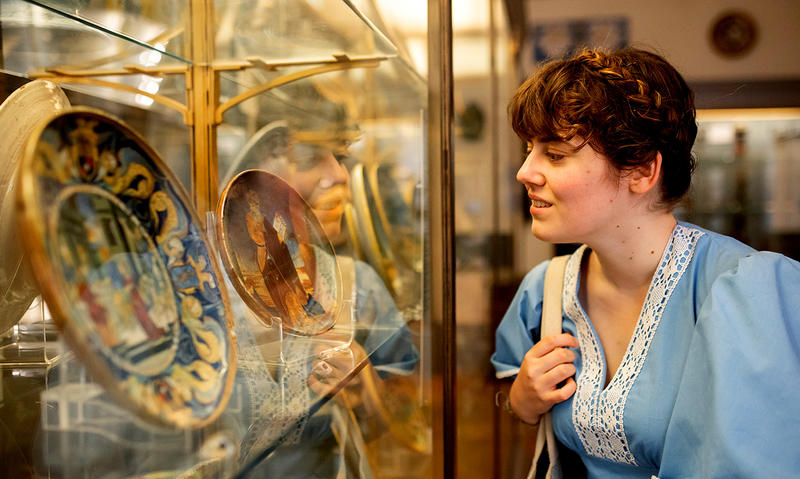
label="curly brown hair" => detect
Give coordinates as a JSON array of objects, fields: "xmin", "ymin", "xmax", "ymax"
[{"xmin": 509, "ymin": 47, "xmax": 697, "ymax": 208}]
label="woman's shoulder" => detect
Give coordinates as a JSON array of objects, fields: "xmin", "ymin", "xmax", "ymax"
[
  {"xmin": 513, "ymin": 256, "xmax": 565, "ymax": 304},
  {"xmin": 682, "ymin": 222, "xmax": 754, "ymax": 268},
  {"xmin": 683, "ymin": 221, "xmax": 800, "ymax": 274},
  {"xmin": 519, "ymin": 258, "xmax": 552, "ymax": 289},
  {"xmin": 680, "ymin": 222, "xmax": 800, "ymax": 311}
]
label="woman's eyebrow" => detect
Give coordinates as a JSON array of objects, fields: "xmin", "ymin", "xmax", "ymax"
[{"xmin": 532, "ymin": 135, "xmax": 563, "ymax": 144}]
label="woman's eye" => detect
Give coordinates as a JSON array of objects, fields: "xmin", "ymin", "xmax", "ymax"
[
  {"xmin": 546, "ymin": 152, "xmax": 564, "ymax": 161},
  {"xmin": 291, "ymin": 145, "xmax": 323, "ymax": 171},
  {"xmin": 292, "ymin": 154, "xmax": 320, "ymax": 171}
]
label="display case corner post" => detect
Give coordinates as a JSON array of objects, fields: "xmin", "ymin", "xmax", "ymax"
[
  {"xmin": 187, "ymin": 0, "xmax": 220, "ymax": 220},
  {"xmin": 427, "ymin": 0, "xmax": 456, "ymax": 477}
]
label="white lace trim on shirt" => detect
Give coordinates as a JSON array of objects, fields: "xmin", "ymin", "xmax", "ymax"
[
  {"xmin": 495, "ymin": 367, "xmax": 520, "ymax": 379},
  {"xmin": 566, "ymin": 224, "xmax": 704, "ymax": 465}
]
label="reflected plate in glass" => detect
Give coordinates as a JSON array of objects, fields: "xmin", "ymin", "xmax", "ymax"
[
  {"xmin": 16, "ymin": 108, "xmax": 236, "ymax": 429},
  {"xmin": 369, "ymin": 162, "xmax": 422, "ymax": 273},
  {"xmin": 0, "ymin": 80, "xmax": 71, "ymax": 336},
  {"xmin": 217, "ymin": 169, "xmax": 342, "ymax": 336},
  {"xmin": 350, "ymin": 162, "xmax": 398, "ymax": 292}
]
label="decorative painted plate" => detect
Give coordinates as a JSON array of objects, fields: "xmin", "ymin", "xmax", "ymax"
[
  {"xmin": 0, "ymin": 80, "xmax": 70, "ymax": 335},
  {"xmin": 217, "ymin": 169, "xmax": 342, "ymax": 336},
  {"xmin": 16, "ymin": 108, "xmax": 236, "ymax": 429}
]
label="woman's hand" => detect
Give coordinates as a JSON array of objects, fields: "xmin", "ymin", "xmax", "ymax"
[
  {"xmin": 307, "ymin": 340, "xmax": 366, "ymax": 397},
  {"xmin": 509, "ymin": 333, "xmax": 578, "ymax": 425}
]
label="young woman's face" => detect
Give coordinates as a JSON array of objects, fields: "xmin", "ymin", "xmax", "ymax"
[
  {"xmin": 285, "ymin": 142, "xmax": 351, "ymax": 242},
  {"xmin": 516, "ymin": 137, "xmax": 627, "ymax": 244}
]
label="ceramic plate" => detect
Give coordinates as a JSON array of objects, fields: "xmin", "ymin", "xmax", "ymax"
[
  {"xmin": 0, "ymin": 80, "xmax": 71, "ymax": 335},
  {"xmin": 217, "ymin": 169, "xmax": 342, "ymax": 336},
  {"xmin": 16, "ymin": 108, "xmax": 236, "ymax": 429}
]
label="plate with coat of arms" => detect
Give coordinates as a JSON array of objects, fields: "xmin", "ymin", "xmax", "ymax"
[
  {"xmin": 217, "ymin": 169, "xmax": 342, "ymax": 336},
  {"xmin": 16, "ymin": 107, "xmax": 236, "ymax": 429}
]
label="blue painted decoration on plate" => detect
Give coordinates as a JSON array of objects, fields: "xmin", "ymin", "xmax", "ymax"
[{"xmin": 17, "ymin": 108, "xmax": 236, "ymax": 429}]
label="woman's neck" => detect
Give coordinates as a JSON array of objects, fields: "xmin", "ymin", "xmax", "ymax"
[{"xmin": 584, "ymin": 211, "xmax": 677, "ymax": 292}]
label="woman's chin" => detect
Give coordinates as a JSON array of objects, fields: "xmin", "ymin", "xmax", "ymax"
[
  {"xmin": 530, "ymin": 222, "xmax": 559, "ymax": 243},
  {"xmin": 318, "ymin": 220, "xmax": 342, "ymax": 243}
]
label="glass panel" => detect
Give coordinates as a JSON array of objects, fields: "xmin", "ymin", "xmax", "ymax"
[
  {"xmin": 217, "ymin": 56, "xmax": 430, "ymax": 476},
  {"xmin": 213, "ymin": 0, "xmax": 396, "ymax": 65},
  {"xmin": 1, "ymin": 1, "xmax": 194, "ymax": 189},
  {"xmin": 0, "ymin": 0, "xmax": 435, "ymax": 476},
  {"xmin": 349, "ymin": 0, "xmax": 427, "ymax": 76},
  {"xmin": 6, "ymin": 0, "xmax": 190, "ymax": 66},
  {"xmin": 682, "ymin": 108, "xmax": 800, "ymax": 260}
]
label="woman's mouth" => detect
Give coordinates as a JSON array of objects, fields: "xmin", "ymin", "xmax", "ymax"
[
  {"xmin": 315, "ymin": 199, "xmax": 344, "ymax": 210},
  {"xmin": 310, "ymin": 186, "xmax": 349, "ymax": 229},
  {"xmin": 529, "ymin": 194, "xmax": 552, "ymax": 215},
  {"xmin": 313, "ymin": 203, "xmax": 345, "ymax": 222}
]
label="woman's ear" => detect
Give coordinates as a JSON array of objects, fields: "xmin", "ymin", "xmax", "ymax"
[{"xmin": 628, "ymin": 152, "xmax": 662, "ymax": 195}]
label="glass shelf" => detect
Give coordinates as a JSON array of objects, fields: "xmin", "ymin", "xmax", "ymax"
[
  {"xmin": 3, "ymin": 0, "xmax": 191, "ymax": 72},
  {"xmin": 213, "ymin": 0, "xmax": 397, "ymax": 65}
]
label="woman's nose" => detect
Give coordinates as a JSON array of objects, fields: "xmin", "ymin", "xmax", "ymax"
[
  {"xmin": 318, "ymin": 153, "xmax": 348, "ymax": 189},
  {"xmin": 516, "ymin": 152, "xmax": 545, "ymax": 186}
]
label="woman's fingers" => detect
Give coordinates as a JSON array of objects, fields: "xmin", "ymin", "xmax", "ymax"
[
  {"xmin": 307, "ymin": 371, "xmax": 334, "ymax": 396},
  {"xmin": 524, "ymin": 345, "xmax": 576, "ymax": 381},
  {"xmin": 316, "ymin": 345, "xmax": 358, "ymax": 372},
  {"xmin": 538, "ymin": 361, "xmax": 576, "ymax": 392},
  {"xmin": 312, "ymin": 359, "xmax": 334, "ymax": 378},
  {"xmin": 529, "ymin": 333, "xmax": 579, "ymax": 358},
  {"xmin": 546, "ymin": 376, "xmax": 576, "ymax": 403},
  {"xmin": 543, "ymin": 347, "xmax": 577, "ymax": 375},
  {"xmin": 515, "ymin": 333, "xmax": 578, "ymax": 409}
]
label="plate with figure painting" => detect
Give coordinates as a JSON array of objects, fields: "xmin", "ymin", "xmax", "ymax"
[
  {"xmin": 16, "ymin": 108, "xmax": 236, "ymax": 429},
  {"xmin": 0, "ymin": 80, "xmax": 71, "ymax": 335},
  {"xmin": 217, "ymin": 169, "xmax": 342, "ymax": 336}
]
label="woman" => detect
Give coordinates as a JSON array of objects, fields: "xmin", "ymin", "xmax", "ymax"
[{"xmin": 492, "ymin": 47, "xmax": 800, "ymax": 478}]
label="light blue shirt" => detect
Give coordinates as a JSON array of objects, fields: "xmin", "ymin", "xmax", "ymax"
[{"xmin": 492, "ymin": 222, "xmax": 800, "ymax": 478}]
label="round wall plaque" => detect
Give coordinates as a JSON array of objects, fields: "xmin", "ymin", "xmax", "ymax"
[{"xmin": 710, "ymin": 11, "xmax": 758, "ymax": 57}]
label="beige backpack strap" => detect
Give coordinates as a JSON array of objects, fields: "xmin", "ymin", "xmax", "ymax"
[{"xmin": 528, "ymin": 255, "xmax": 569, "ymax": 479}]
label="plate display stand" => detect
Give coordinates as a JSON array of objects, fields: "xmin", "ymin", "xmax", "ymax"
[
  {"xmin": 249, "ymin": 304, "xmax": 356, "ymax": 368},
  {"xmin": 0, "ymin": 297, "xmax": 62, "ymax": 369}
]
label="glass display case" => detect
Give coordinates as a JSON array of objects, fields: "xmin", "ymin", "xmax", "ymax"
[
  {"xmin": 0, "ymin": 1, "xmax": 449, "ymax": 477},
  {"xmin": 681, "ymin": 108, "xmax": 800, "ymax": 261}
]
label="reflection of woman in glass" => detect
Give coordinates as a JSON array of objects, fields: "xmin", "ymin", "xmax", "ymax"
[{"xmin": 226, "ymin": 119, "xmax": 423, "ymax": 477}]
